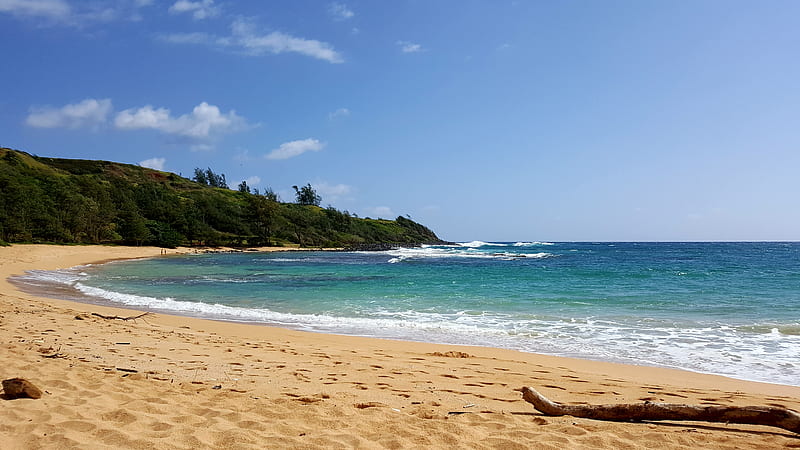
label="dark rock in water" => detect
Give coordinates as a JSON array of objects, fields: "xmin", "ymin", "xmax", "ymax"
[{"xmin": 2, "ymin": 378, "xmax": 43, "ymax": 399}]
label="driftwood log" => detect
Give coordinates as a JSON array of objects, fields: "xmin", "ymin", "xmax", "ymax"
[
  {"xmin": 91, "ymin": 312, "xmax": 152, "ymax": 321},
  {"xmin": 521, "ymin": 386, "xmax": 800, "ymax": 434}
]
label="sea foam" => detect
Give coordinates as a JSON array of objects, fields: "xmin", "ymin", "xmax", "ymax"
[
  {"xmin": 38, "ymin": 274, "xmax": 800, "ymax": 386},
  {"xmin": 384, "ymin": 246, "xmax": 554, "ymax": 263}
]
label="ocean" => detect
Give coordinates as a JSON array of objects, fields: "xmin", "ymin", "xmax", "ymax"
[{"xmin": 11, "ymin": 242, "xmax": 800, "ymax": 386}]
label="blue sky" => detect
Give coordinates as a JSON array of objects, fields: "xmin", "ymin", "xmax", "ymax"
[{"xmin": 2, "ymin": 1, "xmax": 799, "ymax": 241}]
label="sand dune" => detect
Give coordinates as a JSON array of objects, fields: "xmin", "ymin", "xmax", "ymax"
[{"xmin": 1, "ymin": 245, "xmax": 798, "ymax": 449}]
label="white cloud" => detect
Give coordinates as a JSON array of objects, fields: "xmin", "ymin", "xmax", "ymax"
[
  {"xmin": 139, "ymin": 157, "xmax": 166, "ymax": 170},
  {"xmin": 328, "ymin": 107, "xmax": 350, "ymax": 119},
  {"xmin": 169, "ymin": 0, "xmax": 218, "ymax": 20},
  {"xmin": 0, "ymin": 0, "xmax": 153, "ymax": 25},
  {"xmin": 25, "ymin": 98, "xmax": 249, "ymax": 150},
  {"xmin": 114, "ymin": 102, "xmax": 247, "ymax": 139},
  {"xmin": 266, "ymin": 138, "xmax": 325, "ymax": 160},
  {"xmin": 314, "ymin": 182, "xmax": 353, "ymax": 201},
  {"xmin": 160, "ymin": 19, "xmax": 344, "ymax": 64},
  {"xmin": 366, "ymin": 206, "xmax": 395, "ymax": 219},
  {"xmin": 233, "ymin": 148, "xmax": 253, "ymax": 162},
  {"xmin": 242, "ymin": 175, "xmax": 261, "ymax": 186},
  {"xmin": 0, "ymin": 0, "xmax": 71, "ymax": 20},
  {"xmin": 328, "ymin": 2, "xmax": 353, "ymax": 21},
  {"xmin": 230, "ymin": 19, "xmax": 344, "ymax": 63},
  {"xmin": 26, "ymin": 98, "xmax": 112, "ymax": 129},
  {"xmin": 115, "ymin": 105, "xmax": 170, "ymax": 130},
  {"xmin": 397, "ymin": 40, "xmax": 423, "ymax": 53}
]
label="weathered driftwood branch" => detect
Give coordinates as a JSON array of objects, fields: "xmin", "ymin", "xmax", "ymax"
[
  {"xmin": 521, "ymin": 386, "xmax": 800, "ymax": 434},
  {"xmin": 91, "ymin": 312, "xmax": 152, "ymax": 321},
  {"xmin": 38, "ymin": 345, "xmax": 67, "ymax": 359}
]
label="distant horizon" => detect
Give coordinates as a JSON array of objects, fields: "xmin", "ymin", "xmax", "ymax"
[{"xmin": 3, "ymin": 1, "xmax": 799, "ymax": 242}]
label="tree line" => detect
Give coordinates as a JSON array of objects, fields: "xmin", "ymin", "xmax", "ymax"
[{"xmin": 0, "ymin": 148, "xmax": 443, "ymax": 248}]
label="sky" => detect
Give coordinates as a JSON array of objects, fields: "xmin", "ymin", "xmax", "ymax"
[{"xmin": 1, "ymin": 0, "xmax": 799, "ymax": 242}]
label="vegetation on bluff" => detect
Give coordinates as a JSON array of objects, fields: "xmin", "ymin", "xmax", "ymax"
[{"xmin": 0, "ymin": 148, "xmax": 445, "ymax": 248}]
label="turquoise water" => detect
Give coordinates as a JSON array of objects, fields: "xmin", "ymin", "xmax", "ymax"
[{"xmin": 14, "ymin": 242, "xmax": 800, "ymax": 386}]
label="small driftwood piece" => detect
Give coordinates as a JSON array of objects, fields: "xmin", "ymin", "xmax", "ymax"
[
  {"xmin": 38, "ymin": 345, "xmax": 67, "ymax": 359},
  {"xmin": 91, "ymin": 312, "xmax": 152, "ymax": 321},
  {"xmin": 521, "ymin": 386, "xmax": 800, "ymax": 434}
]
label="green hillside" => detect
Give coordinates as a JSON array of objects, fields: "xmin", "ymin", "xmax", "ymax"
[{"xmin": 0, "ymin": 148, "xmax": 446, "ymax": 248}]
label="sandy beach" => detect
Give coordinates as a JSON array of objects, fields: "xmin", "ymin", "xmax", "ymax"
[{"xmin": 1, "ymin": 245, "xmax": 798, "ymax": 449}]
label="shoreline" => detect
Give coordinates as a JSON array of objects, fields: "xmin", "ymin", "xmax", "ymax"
[
  {"xmin": 11, "ymin": 245, "xmax": 797, "ymax": 390},
  {"xmin": 10, "ymin": 260, "xmax": 797, "ymax": 391},
  {"xmin": 1, "ymin": 244, "xmax": 799, "ymax": 448}
]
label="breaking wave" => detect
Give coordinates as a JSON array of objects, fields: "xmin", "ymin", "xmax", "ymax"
[{"xmin": 385, "ymin": 246, "xmax": 555, "ymax": 264}]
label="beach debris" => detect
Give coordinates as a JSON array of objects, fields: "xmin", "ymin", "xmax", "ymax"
[
  {"xmin": 2, "ymin": 378, "xmax": 43, "ymax": 399},
  {"xmin": 427, "ymin": 351, "xmax": 473, "ymax": 358},
  {"xmin": 355, "ymin": 402, "xmax": 387, "ymax": 409},
  {"xmin": 91, "ymin": 312, "xmax": 153, "ymax": 321},
  {"xmin": 521, "ymin": 386, "xmax": 800, "ymax": 434},
  {"xmin": 116, "ymin": 367, "xmax": 139, "ymax": 373},
  {"xmin": 39, "ymin": 345, "xmax": 68, "ymax": 359}
]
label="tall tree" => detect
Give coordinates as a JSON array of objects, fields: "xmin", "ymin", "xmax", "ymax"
[
  {"xmin": 247, "ymin": 194, "xmax": 279, "ymax": 245},
  {"xmin": 293, "ymin": 184, "xmax": 321, "ymax": 206},
  {"xmin": 193, "ymin": 168, "xmax": 208, "ymax": 185},
  {"xmin": 203, "ymin": 168, "xmax": 228, "ymax": 188},
  {"xmin": 263, "ymin": 187, "xmax": 279, "ymax": 202}
]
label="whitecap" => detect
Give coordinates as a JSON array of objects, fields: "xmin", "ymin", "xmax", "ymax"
[
  {"xmin": 383, "ymin": 247, "xmax": 555, "ymax": 263},
  {"xmin": 457, "ymin": 241, "xmax": 497, "ymax": 248}
]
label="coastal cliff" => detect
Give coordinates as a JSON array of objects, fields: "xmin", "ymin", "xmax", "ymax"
[{"xmin": 0, "ymin": 148, "xmax": 446, "ymax": 248}]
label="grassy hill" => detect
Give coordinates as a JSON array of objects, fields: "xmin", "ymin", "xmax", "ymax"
[{"xmin": 0, "ymin": 148, "xmax": 446, "ymax": 248}]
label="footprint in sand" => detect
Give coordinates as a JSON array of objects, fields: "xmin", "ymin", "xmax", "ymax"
[{"xmin": 57, "ymin": 420, "xmax": 97, "ymax": 433}]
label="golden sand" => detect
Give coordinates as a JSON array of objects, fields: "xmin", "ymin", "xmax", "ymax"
[{"xmin": 1, "ymin": 244, "xmax": 798, "ymax": 449}]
